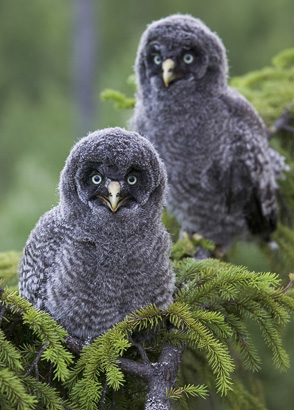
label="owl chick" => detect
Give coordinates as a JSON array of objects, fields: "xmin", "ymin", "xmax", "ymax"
[
  {"xmin": 18, "ymin": 127, "xmax": 174, "ymax": 341},
  {"xmin": 131, "ymin": 14, "xmax": 287, "ymax": 252}
]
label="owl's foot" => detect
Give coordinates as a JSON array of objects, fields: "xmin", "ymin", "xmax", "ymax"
[{"xmin": 65, "ymin": 335, "xmax": 86, "ymax": 354}]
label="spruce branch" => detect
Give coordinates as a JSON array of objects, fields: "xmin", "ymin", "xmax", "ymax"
[
  {"xmin": 1, "ymin": 289, "xmax": 73, "ymax": 381},
  {"xmin": 0, "ymin": 368, "xmax": 37, "ymax": 409},
  {"xmin": 0, "ymin": 329, "xmax": 23, "ymax": 371},
  {"xmin": 100, "ymin": 89, "xmax": 135, "ymax": 109},
  {"xmin": 24, "ymin": 376, "xmax": 73, "ymax": 410},
  {"xmin": 166, "ymin": 383, "xmax": 208, "ymax": 400}
]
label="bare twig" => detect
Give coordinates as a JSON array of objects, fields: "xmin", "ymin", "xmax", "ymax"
[
  {"xmin": 0, "ymin": 304, "xmax": 6, "ymax": 325},
  {"xmin": 46, "ymin": 362, "xmax": 54, "ymax": 384},
  {"xmin": 134, "ymin": 343, "xmax": 150, "ymax": 364},
  {"xmin": 99, "ymin": 380, "xmax": 108, "ymax": 410},
  {"xmin": 275, "ymin": 275, "xmax": 294, "ymax": 296},
  {"xmin": 25, "ymin": 341, "xmax": 49, "ymax": 378},
  {"xmin": 111, "ymin": 389, "xmax": 116, "ymax": 410},
  {"xmin": 34, "ymin": 362, "xmax": 39, "ymax": 381}
]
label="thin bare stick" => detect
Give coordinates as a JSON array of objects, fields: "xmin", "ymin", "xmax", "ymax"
[
  {"xmin": 99, "ymin": 380, "xmax": 108, "ymax": 410},
  {"xmin": 0, "ymin": 304, "xmax": 6, "ymax": 325},
  {"xmin": 25, "ymin": 341, "xmax": 49, "ymax": 378},
  {"xmin": 134, "ymin": 343, "xmax": 150, "ymax": 364}
]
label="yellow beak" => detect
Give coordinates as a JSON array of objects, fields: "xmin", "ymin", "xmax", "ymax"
[
  {"xmin": 97, "ymin": 181, "xmax": 130, "ymax": 213},
  {"xmin": 162, "ymin": 58, "xmax": 176, "ymax": 87},
  {"xmin": 107, "ymin": 181, "xmax": 121, "ymax": 212}
]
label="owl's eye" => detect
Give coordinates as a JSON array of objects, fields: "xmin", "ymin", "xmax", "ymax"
[
  {"xmin": 127, "ymin": 175, "xmax": 137, "ymax": 185},
  {"xmin": 183, "ymin": 53, "xmax": 194, "ymax": 64},
  {"xmin": 153, "ymin": 55, "xmax": 162, "ymax": 65},
  {"xmin": 91, "ymin": 174, "xmax": 103, "ymax": 185}
]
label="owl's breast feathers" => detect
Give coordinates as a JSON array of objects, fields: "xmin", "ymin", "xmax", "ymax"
[{"xmin": 19, "ymin": 205, "xmax": 174, "ymax": 339}]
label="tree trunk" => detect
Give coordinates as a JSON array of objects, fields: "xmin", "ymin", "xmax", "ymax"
[{"xmin": 73, "ymin": 0, "xmax": 97, "ymax": 137}]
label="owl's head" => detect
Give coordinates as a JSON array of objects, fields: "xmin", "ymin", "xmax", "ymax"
[
  {"xmin": 135, "ymin": 14, "xmax": 228, "ymax": 96},
  {"xmin": 59, "ymin": 128, "xmax": 167, "ymax": 226}
]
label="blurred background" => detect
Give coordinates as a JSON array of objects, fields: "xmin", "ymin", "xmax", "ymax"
[{"xmin": 0, "ymin": 1, "xmax": 293, "ymax": 408}]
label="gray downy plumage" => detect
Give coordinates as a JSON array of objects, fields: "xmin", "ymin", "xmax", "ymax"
[
  {"xmin": 18, "ymin": 127, "xmax": 174, "ymax": 341},
  {"xmin": 130, "ymin": 14, "xmax": 288, "ymax": 251}
]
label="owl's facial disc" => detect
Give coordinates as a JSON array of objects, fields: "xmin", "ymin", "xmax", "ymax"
[
  {"xmin": 147, "ymin": 41, "xmax": 207, "ymax": 87},
  {"xmin": 97, "ymin": 181, "xmax": 131, "ymax": 213}
]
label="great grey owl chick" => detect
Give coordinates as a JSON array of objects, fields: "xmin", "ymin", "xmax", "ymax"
[
  {"xmin": 131, "ymin": 14, "xmax": 288, "ymax": 252},
  {"xmin": 18, "ymin": 127, "xmax": 174, "ymax": 341}
]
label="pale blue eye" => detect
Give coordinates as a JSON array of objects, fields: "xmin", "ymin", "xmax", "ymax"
[
  {"xmin": 92, "ymin": 174, "xmax": 102, "ymax": 185},
  {"xmin": 183, "ymin": 53, "xmax": 194, "ymax": 64},
  {"xmin": 154, "ymin": 55, "xmax": 162, "ymax": 65},
  {"xmin": 127, "ymin": 175, "xmax": 137, "ymax": 185}
]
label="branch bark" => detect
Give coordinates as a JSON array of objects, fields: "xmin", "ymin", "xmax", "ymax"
[{"xmin": 119, "ymin": 343, "xmax": 186, "ymax": 410}]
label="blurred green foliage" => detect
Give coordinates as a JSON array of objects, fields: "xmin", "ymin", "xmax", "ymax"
[
  {"xmin": 231, "ymin": 48, "xmax": 294, "ymax": 127},
  {"xmin": 0, "ymin": 251, "xmax": 21, "ymax": 291}
]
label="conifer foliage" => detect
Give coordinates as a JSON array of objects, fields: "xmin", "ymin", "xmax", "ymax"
[{"xmin": 1, "ymin": 239, "xmax": 294, "ymax": 409}]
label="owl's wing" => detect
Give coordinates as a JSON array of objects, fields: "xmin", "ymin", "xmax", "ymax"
[
  {"xmin": 243, "ymin": 185, "xmax": 277, "ymax": 238},
  {"xmin": 227, "ymin": 159, "xmax": 277, "ymax": 239},
  {"xmin": 18, "ymin": 208, "xmax": 62, "ymax": 310},
  {"xmin": 225, "ymin": 132, "xmax": 277, "ymax": 239},
  {"xmin": 201, "ymin": 131, "xmax": 277, "ymax": 241},
  {"xmin": 217, "ymin": 89, "xmax": 277, "ymax": 238}
]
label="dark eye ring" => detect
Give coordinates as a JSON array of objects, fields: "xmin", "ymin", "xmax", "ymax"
[
  {"xmin": 91, "ymin": 174, "xmax": 102, "ymax": 185},
  {"xmin": 183, "ymin": 53, "xmax": 194, "ymax": 64},
  {"xmin": 127, "ymin": 175, "xmax": 137, "ymax": 185},
  {"xmin": 153, "ymin": 55, "xmax": 162, "ymax": 65}
]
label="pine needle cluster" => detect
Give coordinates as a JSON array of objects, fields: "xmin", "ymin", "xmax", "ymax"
[{"xmin": 0, "ymin": 289, "xmax": 74, "ymax": 409}]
